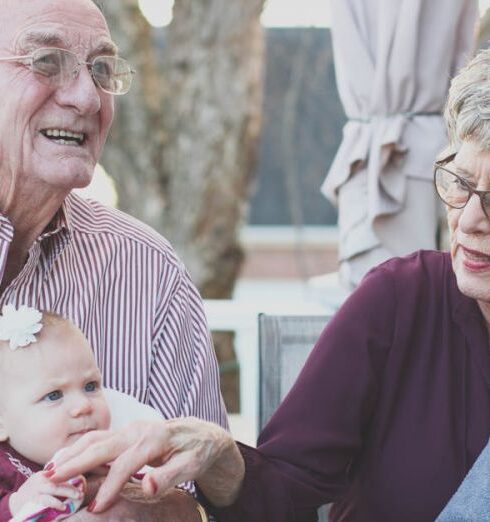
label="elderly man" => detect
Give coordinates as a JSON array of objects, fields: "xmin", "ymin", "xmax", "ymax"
[{"xmin": 0, "ymin": 0, "xmax": 226, "ymax": 519}]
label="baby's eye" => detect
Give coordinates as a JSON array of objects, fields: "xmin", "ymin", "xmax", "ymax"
[
  {"xmin": 85, "ymin": 381, "xmax": 99, "ymax": 392},
  {"xmin": 44, "ymin": 390, "xmax": 63, "ymax": 402}
]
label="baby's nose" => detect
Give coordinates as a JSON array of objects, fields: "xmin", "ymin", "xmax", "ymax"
[{"xmin": 70, "ymin": 394, "xmax": 93, "ymax": 417}]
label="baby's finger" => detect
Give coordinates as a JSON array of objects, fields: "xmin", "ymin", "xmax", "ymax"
[
  {"xmin": 54, "ymin": 484, "xmax": 84, "ymax": 500},
  {"xmin": 40, "ymin": 482, "xmax": 84, "ymax": 501},
  {"xmin": 35, "ymin": 494, "xmax": 67, "ymax": 512}
]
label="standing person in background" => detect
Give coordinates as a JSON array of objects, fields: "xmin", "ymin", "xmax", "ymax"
[
  {"xmin": 322, "ymin": 0, "xmax": 478, "ymax": 288},
  {"xmin": 0, "ymin": 0, "xmax": 226, "ymax": 518}
]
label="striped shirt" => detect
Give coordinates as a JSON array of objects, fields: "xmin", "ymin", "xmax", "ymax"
[{"xmin": 0, "ymin": 192, "xmax": 228, "ymax": 428}]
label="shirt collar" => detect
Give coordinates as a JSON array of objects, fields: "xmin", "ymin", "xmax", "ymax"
[{"xmin": 37, "ymin": 198, "xmax": 73, "ymax": 242}]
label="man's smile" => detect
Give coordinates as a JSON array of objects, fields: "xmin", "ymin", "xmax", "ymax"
[{"xmin": 40, "ymin": 128, "xmax": 86, "ymax": 146}]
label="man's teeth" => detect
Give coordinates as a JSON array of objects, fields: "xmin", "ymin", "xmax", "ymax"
[{"xmin": 42, "ymin": 129, "xmax": 85, "ymax": 144}]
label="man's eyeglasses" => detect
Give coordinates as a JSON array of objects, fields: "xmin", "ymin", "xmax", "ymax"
[
  {"xmin": 0, "ymin": 47, "xmax": 134, "ymax": 95},
  {"xmin": 434, "ymin": 155, "xmax": 490, "ymax": 218}
]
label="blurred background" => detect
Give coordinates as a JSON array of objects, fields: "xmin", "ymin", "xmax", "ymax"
[{"xmin": 80, "ymin": 0, "xmax": 490, "ymax": 441}]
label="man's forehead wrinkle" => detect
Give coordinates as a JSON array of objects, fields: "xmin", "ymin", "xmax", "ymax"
[
  {"xmin": 7, "ymin": 1, "xmax": 113, "ymax": 50},
  {"xmin": 14, "ymin": 26, "xmax": 117, "ymax": 56}
]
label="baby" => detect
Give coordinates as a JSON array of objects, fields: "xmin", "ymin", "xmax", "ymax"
[{"xmin": 0, "ymin": 305, "xmax": 111, "ymax": 521}]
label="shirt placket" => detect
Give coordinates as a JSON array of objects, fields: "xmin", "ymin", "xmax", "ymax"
[
  {"xmin": 0, "ymin": 227, "xmax": 70, "ymax": 308},
  {"xmin": 0, "ymin": 242, "xmax": 43, "ymax": 308},
  {"xmin": 0, "ymin": 216, "xmax": 14, "ymax": 290}
]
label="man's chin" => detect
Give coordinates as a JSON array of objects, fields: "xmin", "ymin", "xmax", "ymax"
[{"xmin": 49, "ymin": 167, "xmax": 95, "ymax": 191}]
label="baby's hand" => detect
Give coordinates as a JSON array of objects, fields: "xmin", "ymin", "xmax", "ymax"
[{"xmin": 9, "ymin": 471, "xmax": 83, "ymax": 516}]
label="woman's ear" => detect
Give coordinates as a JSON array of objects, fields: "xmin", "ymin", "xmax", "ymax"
[{"xmin": 0, "ymin": 418, "xmax": 9, "ymax": 441}]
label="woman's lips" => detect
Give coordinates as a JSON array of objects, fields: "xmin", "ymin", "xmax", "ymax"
[{"xmin": 461, "ymin": 246, "xmax": 490, "ymax": 271}]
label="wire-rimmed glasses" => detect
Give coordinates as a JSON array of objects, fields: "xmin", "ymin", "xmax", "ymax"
[
  {"xmin": 434, "ymin": 155, "xmax": 490, "ymax": 218},
  {"xmin": 0, "ymin": 47, "xmax": 134, "ymax": 95}
]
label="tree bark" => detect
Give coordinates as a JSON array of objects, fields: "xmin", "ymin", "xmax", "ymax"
[
  {"xmin": 159, "ymin": 0, "xmax": 265, "ymax": 298},
  {"xmin": 100, "ymin": 0, "xmax": 166, "ymax": 231},
  {"xmin": 101, "ymin": 0, "xmax": 265, "ymax": 299}
]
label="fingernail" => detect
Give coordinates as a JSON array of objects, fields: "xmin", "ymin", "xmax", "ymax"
[
  {"xmin": 43, "ymin": 468, "xmax": 55, "ymax": 478},
  {"xmin": 44, "ymin": 462, "xmax": 54, "ymax": 471},
  {"xmin": 148, "ymin": 476, "xmax": 158, "ymax": 495},
  {"xmin": 87, "ymin": 500, "xmax": 96, "ymax": 512}
]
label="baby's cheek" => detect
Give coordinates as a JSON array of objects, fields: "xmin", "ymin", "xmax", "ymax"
[{"xmin": 100, "ymin": 404, "xmax": 111, "ymax": 430}]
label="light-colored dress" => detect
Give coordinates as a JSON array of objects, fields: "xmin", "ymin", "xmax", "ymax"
[{"xmin": 322, "ymin": 0, "xmax": 478, "ymax": 287}]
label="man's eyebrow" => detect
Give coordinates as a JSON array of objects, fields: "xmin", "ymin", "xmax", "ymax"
[
  {"xmin": 18, "ymin": 30, "xmax": 65, "ymax": 49},
  {"xmin": 17, "ymin": 31, "xmax": 118, "ymax": 56},
  {"xmin": 90, "ymin": 41, "xmax": 118, "ymax": 57}
]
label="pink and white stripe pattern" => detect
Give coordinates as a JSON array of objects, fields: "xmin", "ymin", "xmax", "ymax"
[{"xmin": 0, "ymin": 193, "xmax": 227, "ymax": 428}]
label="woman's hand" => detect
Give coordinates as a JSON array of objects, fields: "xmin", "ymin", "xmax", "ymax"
[{"xmin": 47, "ymin": 417, "xmax": 244, "ymax": 513}]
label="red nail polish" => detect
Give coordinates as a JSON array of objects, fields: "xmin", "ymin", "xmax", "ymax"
[
  {"xmin": 148, "ymin": 476, "xmax": 158, "ymax": 495},
  {"xmin": 44, "ymin": 462, "xmax": 54, "ymax": 471},
  {"xmin": 87, "ymin": 500, "xmax": 96, "ymax": 512},
  {"xmin": 43, "ymin": 469, "xmax": 55, "ymax": 478}
]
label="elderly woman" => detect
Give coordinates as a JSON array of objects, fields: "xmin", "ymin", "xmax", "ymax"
[{"xmin": 48, "ymin": 49, "xmax": 490, "ymax": 522}]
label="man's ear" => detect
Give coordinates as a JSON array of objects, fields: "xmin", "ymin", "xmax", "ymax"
[{"xmin": 0, "ymin": 418, "xmax": 9, "ymax": 441}]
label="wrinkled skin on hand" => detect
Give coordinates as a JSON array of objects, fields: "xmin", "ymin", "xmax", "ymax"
[{"xmin": 48, "ymin": 417, "xmax": 244, "ymax": 514}]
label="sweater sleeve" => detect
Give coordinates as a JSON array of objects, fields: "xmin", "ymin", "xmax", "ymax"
[
  {"xmin": 0, "ymin": 445, "xmax": 34, "ymax": 522},
  {"xmin": 211, "ymin": 264, "xmax": 397, "ymax": 521},
  {"xmin": 0, "ymin": 488, "xmax": 13, "ymax": 521}
]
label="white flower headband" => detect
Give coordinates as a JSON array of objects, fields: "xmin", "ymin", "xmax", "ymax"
[{"xmin": 0, "ymin": 304, "xmax": 43, "ymax": 350}]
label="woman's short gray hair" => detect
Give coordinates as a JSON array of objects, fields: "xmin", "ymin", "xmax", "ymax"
[{"xmin": 445, "ymin": 49, "xmax": 490, "ymax": 152}]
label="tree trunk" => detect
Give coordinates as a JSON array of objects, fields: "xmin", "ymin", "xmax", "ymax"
[
  {"xmin": 101, "ymin": 0, "xmax": 265, "ymax": 300},
  {"xmin": 159, "ymin": 0, "xmax": 265, "ymax": 298},
  {"xmin": 100, "ymin": 0, "xmax": 166, "ymax": 231}
]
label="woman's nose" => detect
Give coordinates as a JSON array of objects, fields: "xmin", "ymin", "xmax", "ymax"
[{"xmin": 458, "ymin": 193, "xmax": 490, "ymax": 234}]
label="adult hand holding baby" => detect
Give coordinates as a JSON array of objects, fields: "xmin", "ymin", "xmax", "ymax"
[{"xmin": 48, "ymin": 417, "xmax": 244, "ymax": 515}]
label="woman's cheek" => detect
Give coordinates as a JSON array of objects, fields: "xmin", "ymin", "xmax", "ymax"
[{"xmin": 447, "ymin": 208, "xmax": 460, "ymax": 256}]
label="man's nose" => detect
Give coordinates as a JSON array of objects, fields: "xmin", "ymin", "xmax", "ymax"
[{"xmin": 54, "ymin": 64, "xmax": 102, "ymax": 115}]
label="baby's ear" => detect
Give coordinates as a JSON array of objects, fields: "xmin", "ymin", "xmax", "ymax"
[{"xmin": 0, "ymin": 418, "xmax": 8, "ymax": 441}]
